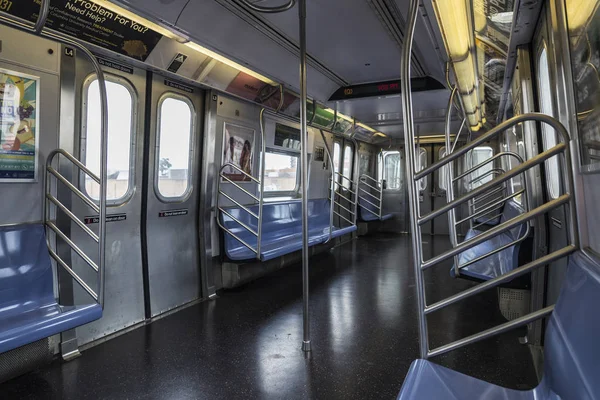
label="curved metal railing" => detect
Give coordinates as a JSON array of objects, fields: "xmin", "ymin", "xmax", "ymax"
[
  {"xmin": 357, "ymin": 175, "xmax": 384, "ymax": 220},
  {"xmin": 402, "ymin": 0, "xmax": 578, "ymax": 360},
  {"xmin": 1, "ymin": 0, "xmax": 109, "ymax": 308},
  {"xmin": 237, "ymin": 0, "xmax": 296, "ymax": 13}
]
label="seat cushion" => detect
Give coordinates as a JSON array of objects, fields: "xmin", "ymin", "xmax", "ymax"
[
  {"xmin": 0, "ymin": 303, "xmax": 102, "ymax": 354},
  {"xmin": 397, "ymin": 359, "xmax": 544, "ymax": 400}
]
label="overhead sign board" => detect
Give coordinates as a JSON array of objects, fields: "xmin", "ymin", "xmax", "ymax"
[
  {"xmin": 328, "ymin": 77, "xmax": 445, "ymax": 101},
  {"xmin": 7, "ymin": 0, "xmax": 163, "ymax": 61}
]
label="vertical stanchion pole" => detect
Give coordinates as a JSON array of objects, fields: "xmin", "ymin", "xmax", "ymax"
[
  {"xmin": 445, "ymin": 88, "xmax": 460, "ymax": 277},
  {"xmin": 401, "ymin": 0, "xmax": 428, "ymax": 359},
  {"xmin": 299, "ymin": 0, "xmax": 311, "ymax": 352}
]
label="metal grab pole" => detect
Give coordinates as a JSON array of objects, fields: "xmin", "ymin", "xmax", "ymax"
[
  {"xmin": 299, "ymin": 0, "xmax": 311, "ymax": 352},
  {"xmin": 401, "ymin": 0, "xmax": 428, "ymax": 358},
  {"xmin": 445, "ymin": 87, "xmax": 460, "ymax": 277}
]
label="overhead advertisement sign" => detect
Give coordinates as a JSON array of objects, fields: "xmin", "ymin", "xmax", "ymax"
[
  {"xmin": 0, "ymin": 69, "xmax": 40, "ymax": 182},
  {"xmin": 7, "ymin": 0, "xmax": 162, "ymax": 61}
]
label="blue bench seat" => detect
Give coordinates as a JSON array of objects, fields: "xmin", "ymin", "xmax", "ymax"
[
  {"xmin": 358, "ymin": 197, "xmax": 393, "ymax": 222},
  {"xmin": 221, "ymin": 199, "xmax": 357, "ymax": 262},
  {"xmin": 451, "ymin": 200, "xmax": 527, "ymax": 281},
  {"xmin": 0, "ymin": 224, "xmax": 102, "ymax": 354},
  {"xmin": 399, "ymin": 251, "xmax": 600, "ymax": 399}
]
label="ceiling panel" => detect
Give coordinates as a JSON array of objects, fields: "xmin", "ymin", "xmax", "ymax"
[
  {"xmin": 254, "ymin": 0, "xmax": 403, "ymax": 84},
  {"xmin": 118, "ymin": 0, "xmax": 189, "ymax": 25},
  {"xmin": 174, "ymin": 0, "xmax": 340, "ymax": 101}
]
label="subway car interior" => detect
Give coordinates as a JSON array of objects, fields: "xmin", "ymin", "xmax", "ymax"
[{"xmin": 0, "ymin": 0, "xmax": 599, "ymax": 398}]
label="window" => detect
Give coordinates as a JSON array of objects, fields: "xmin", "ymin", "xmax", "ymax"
[
  {"xmin": 263, "ymin": 149, "xmax": 299, "ymax": 193},
  {"xmin": 468, "ymin": 146, "xmax": 494, "ymax": 189},
  {"xmin": 439, "ymin": 147, "xmax": 448, "ymax": 191},
  {"xmin": 359, "ymin": 153, "xmax": 371, "ymax": 177},
  {"xmin": 83, "ymin": 77, "xmax": 134, "ymax": 202},
  {"xmin": 537, "ymin": 47, "xmax": 560, "ymax": 199},
  {"xmin": 342, "ymin": 144, "xmax": 353, "ymax": 189},
  {"xmin": 333, "ymin": 142, "xmax": 341, "ymax": 174},
  {"xmin": 384, "ymin": 152, "xmax": 402, "ymax": 190},
  {"xmin": 156, "ymin": 95, "xmax": 194, "ymax": 200},
  {"xmin": 416, "ymin": 147, "xmax": 427, "ymax": 191}
]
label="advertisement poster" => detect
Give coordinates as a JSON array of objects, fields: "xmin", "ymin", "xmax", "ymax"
[
  {"xmin": 0, "ymin": 69, "xmax": 39, "ymax": 181},
  {"xmin": 222, "ymin": 123, "xmax": 255, "ymax": 182},
  {"xmin": 7, "ymin": 0, "xmax": 162, "ymax": 61}
]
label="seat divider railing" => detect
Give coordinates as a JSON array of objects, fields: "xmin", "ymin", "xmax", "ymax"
[
  {"xmin": 358, "ymin": 175, "xmax": 384, "ymax": 220},
  {"xmin": 319, "ymin": 129, "xmax": 335, "ymax": 243},
  {"xmin": 1, "ymin": 0, "xmax": 109, "ymax": 308},
  {"xmin": 403, "ymin": 0, "xmax": 578, "ymax": 359}
]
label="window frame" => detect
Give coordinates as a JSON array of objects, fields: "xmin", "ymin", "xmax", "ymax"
[
  {"xmin": 383, "ymin": 151, "xmax": 402, "ymax": 191},
  {"xmin": 262, "ymin": 147, "xmax": 301, "ymax": 198},
  {"xmin": 416, "ymin": 147, "xmax": 428, "ymax": 191},
  {"xmin": 341, "ymin": 143, "xmax": 354, "ymax": 189},
  {"xmin": 536, "ymin": 43, "xmax": 561, "ymax": 199},
  {"xmin": 80, "ymin": 73, "xmax": 138, "ymax": 205},
  {"xmin": 154, "ymin": 92, "xmax": 196, "ymax": 203},
  {"xmin": 438, "ymin": 146, "xmax": 448, "ymax": 191}
]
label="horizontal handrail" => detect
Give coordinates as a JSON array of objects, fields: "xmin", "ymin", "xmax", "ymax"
[
  {"xmin": 359, "ymin": 180, "xmax": 382, "ymax": 192},
  {"xmin": 46, "ymin": 194, "xmax": 99, "ymax": 243},
  {"xmin": 454, "ymin": 151, "xmax": 523, "ymax": 182},
  {"xmin": 358, "ymin": 195, "xmax": 381, "ymax": 210},
  {"xmin": 218, "ymin": 191, "xmax": 259, "ymax": 219},
  {"xmin": 422, "ymin": 194, "xmax": 570, "ymax": 270},
  {"xmin": 219, "ymin": 163, "xmax": 260, "ymax": 184},
  {"xmin": 47, "ymin": 221, "xmax": 99, "ymax": 272},
  {"xmin": 414, "ymin": 113, "xmax": 570, "ymax": 181},
  {"xmin": 359, "ymin": 187, "xmax": 380, "ymax": 201},
  {"xmin": 335, "ymin": 172, "xmax": 355, "ymax": 184},
  {"xmin": 218, "ymin": 208, "xmax": 258, "ymax": 237},
  {"xmin": 333, "ymin": 200, "xmax": 356, "ymax": 216},
  {"xmin": 50, "ymin": 149, "xmax": 100, "ymax": 184},
  {"xmin": 472, "ymin": 185, "xmax": 507, "ymax": 206},
  {"xmin": 237, "ymin": 0, "xmax": 296, "ymax": 13},
  {"xmin": 419, "ymin": 143, "xmax": 566, "ymax": 225},
  {"xmin": 426, "ymin": 245, "xmax": 576, "ymax": 315},
  {"xmin": 47, "ymin": 167, "xmax": 100, "ymax": 213},
  {"xmin": 459, "ymin": 223, "xmax": 531, "ymax": 270},
  {"xmin": 334, "ymin": 211, "xmax": 354, "ymax": 226},
  {"xmin": 48, "ymin": 248, "xmax": 98, "ymax": 301},
  {"xmin": 455, "ymin": 190, "xmax": 524, "ymax": 226},
  {"xmin": 469, "ymin": 168, "xmax": 504, "ymax": 185},
  {"xmin": 427, "ymin": 305, "xmax": 555, "ymax": 358},
  {"xmin": 360, "ymin": 175, "xmax": 380, "ymax": 184}
]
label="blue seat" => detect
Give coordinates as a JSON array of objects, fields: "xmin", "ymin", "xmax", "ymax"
[
  {"xmin": 220, "ymin": 199, "xmax": 357, "ymax": 261},
  {"xmin": 0, "ymin": 224, "xmax": 102, "ymax": 354},
  {"xmin": 451, "ymin": 200, "xmax": 528, "ymax": 281},
  {"xmin": 358, "ymin": 197, "xmax": 393, "ymax": 222},
  {"xmin": 399, "ymin": 251, "xmax": 600, "ymax": 399}
]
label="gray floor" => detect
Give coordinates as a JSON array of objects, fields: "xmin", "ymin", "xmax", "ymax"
[{"xmin": 0, "ymin": 233, "xmax": 538, "ymax": 399}]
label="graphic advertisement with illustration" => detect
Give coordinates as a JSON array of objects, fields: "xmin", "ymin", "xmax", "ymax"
[
  {"xmin": 0, "ymin": 70, "xmax": 39, "ymax": 181},
  {"xmin": 222, "ymin": 123, "xmax": 255, "ymax": 182}
]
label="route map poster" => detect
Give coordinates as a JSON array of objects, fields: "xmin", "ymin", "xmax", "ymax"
[
  {"xmin": 0, "ymin": 69, "xmax": 40, "ymax": 181},
  {"xmin": 5, "ymin": 0, "xmax": 162, "ymax": 61}
]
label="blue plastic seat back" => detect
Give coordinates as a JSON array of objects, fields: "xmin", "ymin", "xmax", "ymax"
[
  {"xmin": 543, "ymin": 252, "xmax": 600, "ymax": 399},
  {"xmin": 498, "ymin": 200, "xmax": 527, "ymax": 239},
  {"xmin": 0, "ymin": 224, "xmax": 55, "ymax": 320}
]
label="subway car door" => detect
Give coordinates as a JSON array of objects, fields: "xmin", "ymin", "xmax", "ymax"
[
  {"xmin": 72, "ymin": 56, "xmax": 147, "ymax": 345},
  {"xmin": 533, "ymin": 8, "xmax": 569, "ymax": 305},
  {"xmin": 144, "ymin": 75, "xmax": 204, "ymax": 317},
  {"xmin": 380, "ymin": 150, "xmax": 406, "ymax": 232}
]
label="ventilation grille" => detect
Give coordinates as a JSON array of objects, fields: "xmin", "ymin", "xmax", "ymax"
[
  {"xmin": 498, "ymin": 287, "xmax": 531, "ymax": 321},
  {"xmin": 0, "ymin": 339, "xmax": 53, "ymax": 383}
]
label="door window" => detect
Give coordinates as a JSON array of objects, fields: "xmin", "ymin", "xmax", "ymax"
[
  {"xmin": 342, "ymin": 144, "xmax": 354, "ymax": 189},
  {"xmin": 156, "ymin": 94, "xmax": 194, "ymax": 200},
  {"xmin": 439, "ymin": 147, "xmax": 448, "ymax": 191},
  {"xmin": 468, "ymin": 146, "xmax": 494, "ymax": 189},
  {"xmin": 82, "ymin": 76, "xmax": 135, "ymax": 202},
  {"xmin": 383, "ymin": 152, "xmax": 402, "ymax": 190},
  {"xmin": 416, "ymin": 147, "xmax": 427, "ymax": 191}
]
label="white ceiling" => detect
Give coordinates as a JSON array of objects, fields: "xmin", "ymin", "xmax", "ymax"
[{"xmin": 114, "ymin": 0, "xmax": 450, "ymax": 137}]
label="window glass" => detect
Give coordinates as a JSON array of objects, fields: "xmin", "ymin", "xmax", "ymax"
[
  {"xmin": 439, "ymin": 147, "xmax": 448, "ymax": 191},
  {"xmin": 384, "ymin": 152, "xmax": 401, "ymax": 190},
  {"xmin": 84, "ymin": 78, "xmax": 133, "ymax": 201},
  {"xmin": 333, "ymin": 142, "xmax": 341, "ymax": 173},
  {"xmin": 359, "ymin": 153, "xmax": 371, "ymax": 177},
  {"xmin": 416, "ymin": 147, "xmax": 427, "ymax": 191},
  {"xmin": 263, "ymin": 150, "xmax": 299, "ymax": 192},
  {"xmin": 157, "ymin": 96, "xmax": 193, "ymax": 199},
  {"xmin": 537, "ymin": 47, "xmax": 560, "ymax": 199},
  {"xmin": 342, "ymin": 144, "xmax": 353, "ymax": 189},
  {"xmin": 468, "ymin": 146, "xmax": 494, "ymax": 189}
]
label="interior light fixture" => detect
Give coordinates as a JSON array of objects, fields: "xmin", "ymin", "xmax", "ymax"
[
  {"xmin": 565, "ymin": 0, "xmax": 599, "ymax": 32},
  {"xmin": 90, "ymin": 0, "xmax": 277, "ymax": 85},
  {"xmin": 432, "ymin": 0, "xmax": 484, "ymax": 131}
]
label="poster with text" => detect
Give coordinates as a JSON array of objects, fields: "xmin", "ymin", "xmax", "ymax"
[
  {"xmin": 222, "ymin": 123, "xmax": 255, "ymax": 182},
  {"xmin": 0, "ymin": 69, "xmax": 39, "ymax": 181}
]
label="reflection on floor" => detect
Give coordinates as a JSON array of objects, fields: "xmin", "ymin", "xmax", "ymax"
[{"xmin": 0, "ymin": 233, "xmax": 537, "ymax": 399}]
